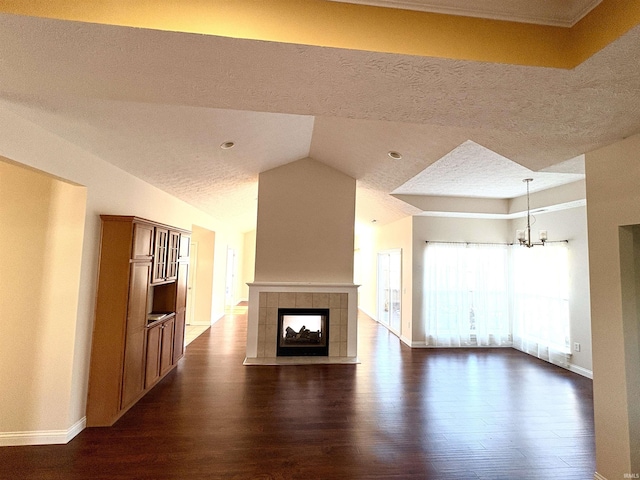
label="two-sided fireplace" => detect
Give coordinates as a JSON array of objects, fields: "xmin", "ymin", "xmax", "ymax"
[{"xmin": 276, "ymin": 308, "xmax": 329, "ymax": 356}]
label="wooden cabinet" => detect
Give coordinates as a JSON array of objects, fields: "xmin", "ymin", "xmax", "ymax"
[
  {"xmin": 167, "ymin": 230, "xmax": 180, "ymax": 280},
  {"xmin": 132, "ymin": 223, "xmax": 154, "ymax": 260},
  {"xmin": 173, "ymin": 233, "xmax": 190, "ymax": 362},
  {"xmin": 151, "ymin": 227, "xmax": 168, "ymax": 284},
  {"xmin": 159, "ymin": 317, "xmax": 175, "ymax": 376},
  {"xmin": 121, "ymin": 261, "xmax": 152, "ymax": 409},
  {"xmin": 173, "ymin": 262, "xmax": 188, "ymax": 363},
  {"xmin": 87, "ymin": 216, "xmax": 190, "ymax": 427},
  {"xmin": 145, "ymin": 315, "xmax": 175, "ymax": 388}
]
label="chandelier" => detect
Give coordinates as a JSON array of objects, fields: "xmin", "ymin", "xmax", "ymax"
[{"xmin": 516, "ymin": 178, "xmax": 547, "ymax": 248}]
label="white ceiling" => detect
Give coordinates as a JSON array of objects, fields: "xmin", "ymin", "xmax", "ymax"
[
  {"xmin": 0, "ymin": 8, "xmax": 639, "ymax": 232},
  {"xmin": 392, "ymin": 141, "xmax": 585, "ymax": 198},
  {"xmin": 330, "ymin": 0, "xmax": 602, "ymax": 26}
]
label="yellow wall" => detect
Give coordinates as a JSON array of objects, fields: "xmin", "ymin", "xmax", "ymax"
[
  {"xmin": 0, "ymin": 106, "xmax": 245, "ymax": 444},
  {"xmin": 1, "ymin": 0, "xmax": 639, "ymax": 68},
  {"xmin": 0, "ymin": 158, "xmax": 86, "ymax": 439},
  {"xmin": 585, "ymin": 132, "xmax": 640, "ymax": 478},
  {"xmin": 190, "ymin": 225, "xmax": 215, "ymax": 325}
]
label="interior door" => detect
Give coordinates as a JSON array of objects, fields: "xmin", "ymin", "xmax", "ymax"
[{"xmin": 186, "ymin": 241, "xmax": 198, "ymax": 325}]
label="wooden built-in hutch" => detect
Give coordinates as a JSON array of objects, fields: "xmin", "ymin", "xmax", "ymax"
[{"xmin": 86, "ymin": 216, "xmax": 190, "ymax": 426}]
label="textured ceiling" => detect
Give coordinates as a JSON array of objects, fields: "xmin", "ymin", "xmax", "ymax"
[
  {"xmin": 0, "ymin": 12, "xmax": 639, "ymax": 231},
  {"xmin": 330, "ymin": 0, "xmax": 602, "ymax": 26},
  {"xmin": 392, "ymin": 141, "xmax": 585, "ymax": 198}
]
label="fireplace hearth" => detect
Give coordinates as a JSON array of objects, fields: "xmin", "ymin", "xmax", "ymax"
[
  {"xmin": 244, "ymin": 282, "xmax": 359, "ymax": 365},
  {"xmin": 277, "ymin": 308, "xmax": 329, "ymax": 356}
]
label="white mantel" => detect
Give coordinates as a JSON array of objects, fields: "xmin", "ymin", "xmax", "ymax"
[{"xmin": 244, "ymin": 282, "xmax": 359, "ymax": 365}]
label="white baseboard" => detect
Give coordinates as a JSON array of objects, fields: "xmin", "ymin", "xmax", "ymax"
[
  {"xmin": 404, "ymin": 341, "xmax": 513, "ymax": 348},
  {"xmin": 65, "ymin": 416, "xmax": 86, "ymax": 442},
  {"xmin": 358, "ymin": 307, "xmax": 376, "ymax": 321},
  {"xmin": 568, "ymin": 363, "xmax": 593, "ymax": 379},
  {"xmin": 0, "ymin": 417, "xmax": 86, "ymax": 446},
  {"xmin": 594, "ymin": 472, "xmax": 607, "ymax": 480}
]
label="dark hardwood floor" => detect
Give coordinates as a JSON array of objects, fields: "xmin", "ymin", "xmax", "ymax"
[{"xmin": 0, "ymin": 311, "xmax": 595, "ymax": 479}]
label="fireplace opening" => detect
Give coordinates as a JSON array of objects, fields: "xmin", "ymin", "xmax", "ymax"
[{"xmin": 277, "ymin": 308, "xmax": 329, "ymax": 356}]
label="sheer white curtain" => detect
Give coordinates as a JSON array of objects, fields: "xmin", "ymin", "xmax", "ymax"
[
  {"xmin": 511, "ymin": 243, "xmax": 571, "ymax": 366},
  {"xmin": 424, "ymin": 243, "xmax": 510, "ymax": 347},
  {"xmin": 470, "ymin": 244, "xmax": 511, "ymax": 346}
]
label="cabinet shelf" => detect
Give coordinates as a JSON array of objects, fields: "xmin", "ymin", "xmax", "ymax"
[{"xmin": 147, "ymin": 312, "xmax": 175, "ymax": 326}]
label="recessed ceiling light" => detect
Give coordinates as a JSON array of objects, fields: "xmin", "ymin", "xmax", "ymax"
[
  {"xmin": 220, "ymin": 141, "xmax": 235, "ymax": 149},
  {"xmin": 388, "ymin": 151, "xmax": 402, "ymax": 160}
]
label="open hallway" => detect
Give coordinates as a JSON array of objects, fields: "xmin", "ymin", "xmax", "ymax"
[{"xmin": 0, "ymin": 311, "xmax": 595, "ymax": 479}]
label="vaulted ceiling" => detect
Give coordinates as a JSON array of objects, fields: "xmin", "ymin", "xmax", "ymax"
[{"xmin": 0, "ymin": 1, "xmax": 639, "ymax": 232}]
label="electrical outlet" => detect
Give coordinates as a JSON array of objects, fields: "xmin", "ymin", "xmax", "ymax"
[{"xmin": 573, "ymin": 342, "xmax": 581, "ymax": 352}]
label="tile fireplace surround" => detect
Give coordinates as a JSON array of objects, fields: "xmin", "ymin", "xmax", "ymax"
[{"xmin": 244, "ymin": 283, "xmax": 359, "ymax": 365}]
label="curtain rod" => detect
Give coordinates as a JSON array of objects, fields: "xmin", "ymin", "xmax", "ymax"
[{"xmin": 425, "ymin": 240, "xmax": 569, "ymax": 246}]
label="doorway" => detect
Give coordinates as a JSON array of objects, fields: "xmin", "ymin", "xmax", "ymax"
[
  {"xmin": 377, "ymin": 249, "xmax": 402, "ymax": 337},
  {"xmin": 225, "ymin": 247, "xmax": 237, "ymax": 311},
  {"xmin": 188, "ymin": 225, "xmax": 215, "ymax": 326}
]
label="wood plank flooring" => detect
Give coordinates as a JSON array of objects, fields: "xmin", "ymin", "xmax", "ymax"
[{"xmin": 0, "ymin": 310, "xmax": 595, "ymax": 479}]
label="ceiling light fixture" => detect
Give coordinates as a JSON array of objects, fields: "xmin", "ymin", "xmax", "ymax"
[
  {"xmin": 516, "ymin": 178, "xmax": 547, "ymax": 248},
  {"xmin": 220, "ymin": 141, "xmax": 235, "ymax": 149},
  {"xmin": 388, "ymin": 151, "xmax": 402, "ymax": 160}
]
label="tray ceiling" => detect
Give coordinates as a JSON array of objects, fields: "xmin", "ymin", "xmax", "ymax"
[{"xmin": 329, "ymin": 0, "xmax": 602, "ymax": 27}]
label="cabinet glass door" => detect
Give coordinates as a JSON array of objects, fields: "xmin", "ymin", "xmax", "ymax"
[{"xmin": 152, "ymin": 228, "xmax": 169, "ymax": 283}]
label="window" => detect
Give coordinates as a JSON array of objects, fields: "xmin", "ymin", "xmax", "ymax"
[
  {"xmin": 511, "ymin": 243, "xmax": 571, "ymax": 364},
  {"xmin": 423, "ymin": 241, "xmax": 570, "ymax": 365},
  {"xmin": 423, "ymin": 243, "xmax": 510, "ymax": 347}
]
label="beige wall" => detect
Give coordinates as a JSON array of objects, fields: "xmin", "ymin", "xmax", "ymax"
[
  {"xmin": 190, "ymin": 225, "xmax": 215, "ymax": 325},
  {"xmin": 585, "ymin": 133, "xmax": 640, "ymax": 478},
  {"xmin": 0, "ymin": 159, "xmax": 86, "ymax": 438},
  {"xmin": 0, "ymin": 104, "xmax": 244, "ymax": 444},
  {"xmin": 240, "ymin": 230, "xmax": 256, "ymax": 300},
  {"xmin": 357, "ymin": 216, "xmax": 413, "ymax": 344},
  {"xmin": 254, "ymin": 158, "xmax": 355, "ymax": 283}
]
